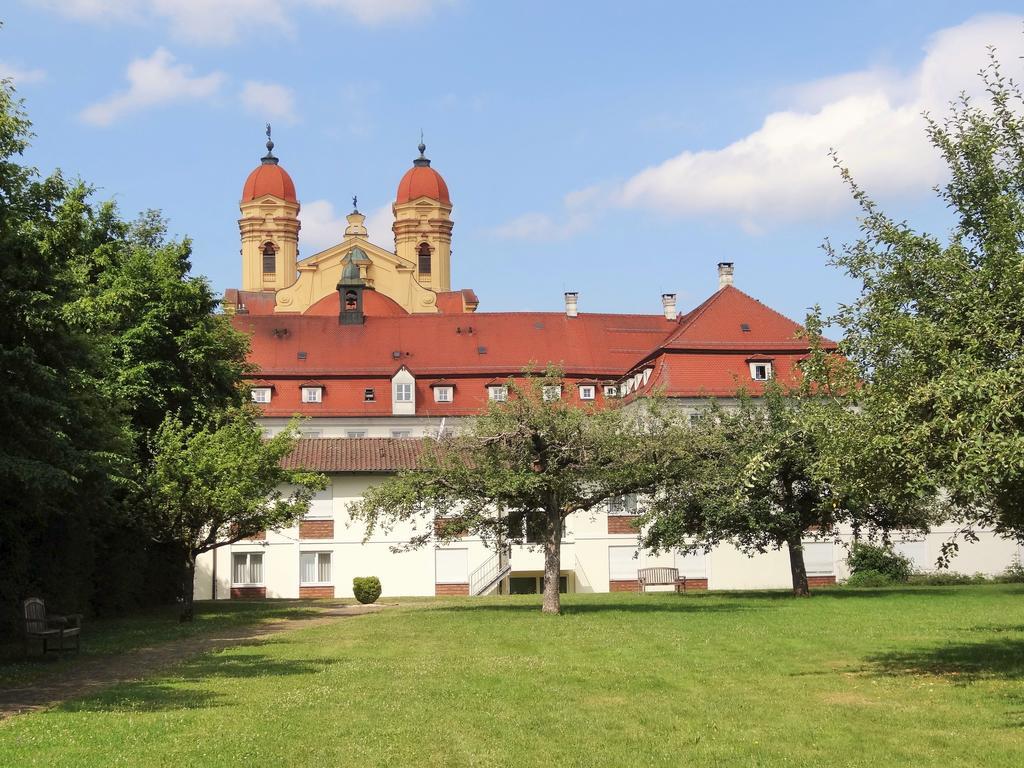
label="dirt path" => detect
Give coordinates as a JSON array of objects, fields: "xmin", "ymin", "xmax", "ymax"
[{"xmin": 0, "ymin": 604, "xmax": 385, "ymax": 720}]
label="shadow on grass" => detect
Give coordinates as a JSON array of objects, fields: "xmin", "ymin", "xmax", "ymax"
[
  {"xmin": 865, "ymin": 630, "xmax": 1024, "ymax": 683},
  {"xmin": 55, "ymin": 651, "xmax": 335, "ymax": 714}
]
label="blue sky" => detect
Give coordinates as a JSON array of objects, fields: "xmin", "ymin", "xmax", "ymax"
[{"xmin": 3, "ymin": 1, "xmax": 1024, "ymax": 323}]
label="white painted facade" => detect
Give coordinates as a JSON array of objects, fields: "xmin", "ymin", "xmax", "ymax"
[{"xmin": 194, "ymin": 469, "xmax": 1024, "ymax": 600}]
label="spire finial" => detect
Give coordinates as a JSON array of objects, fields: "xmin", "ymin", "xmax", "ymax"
[
  {"xmin": 414, "ymin": 131, "xmax": 430, "ymax": 167},
  {"xmin": 262, "ymin": 123, "xmax": 279, "ymax": 165}
]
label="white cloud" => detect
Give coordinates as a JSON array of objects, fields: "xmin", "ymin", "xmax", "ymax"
[
  {"xmin": 496, "ymin": 14, "xmax": 1024, "ymax": 238},
  {"xmin": 363, "ymin": 204, "xmax": 394, "ymax": 247},
  {"xmin": 241, "ymin": 81, "xmax": 297, "ymax": 123},
  {"xmin": 299, "ymin": 199, "xmax": 347, "ymax": 255},
  {"xmin": 0, "ymin": 60, "xmax": 46, "ymax": 85},
  {"xmin": 79, "ymin": 48, "xmax": 224, "ymax": 127},
  {"xmin": 33, "ymin": 0, "xmax": 453, "ymax": 45}
]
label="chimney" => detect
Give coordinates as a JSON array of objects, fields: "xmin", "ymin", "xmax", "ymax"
[
  {"xmin": 661, "ymin": 293, "xmax": 677, "ymax": 321},
  {"xmin": 717, "ymin": 262, "xmax": 735, "ymax": 289},
  {"xmin": 564, "ymin": 291, "xmax": 578, "ymax": 318}
]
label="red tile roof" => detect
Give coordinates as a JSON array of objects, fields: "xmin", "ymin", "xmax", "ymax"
[
  {"xmin": 396, "ymin": 165, "xmax": 450, "ymax": 205},
  {"xmin": 242, "ymin": 162, "xmax": 297, "ymax": 203},
  {"xmin": 282, "ymin": 437, "xmax": 426, "ymax": 472}
]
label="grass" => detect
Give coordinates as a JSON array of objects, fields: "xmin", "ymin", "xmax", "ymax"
[
  {"xmin": 0, "ymin": 600, "xmax": 341, "ymax": 689},
  {"xmin": 2, "ymin": 585, "xmax": 1024, "ymax": 767}
]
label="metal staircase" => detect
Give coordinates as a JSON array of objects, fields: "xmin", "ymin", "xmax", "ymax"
[{"xmin": 469, "ymin": 545, "xmax": 511, "ymax": 596}]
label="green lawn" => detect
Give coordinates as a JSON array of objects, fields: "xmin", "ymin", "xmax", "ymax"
[
  {"xmin": 0, "ymin": 600, "xmax": 339, "ymax": 689},
  {"xmin": 2, "ymin": 586, "xmax": 1023, "ymax": 767}
]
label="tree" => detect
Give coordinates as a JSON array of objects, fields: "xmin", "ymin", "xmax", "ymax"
[
  {"xmin": 146, "ymin": 407, "xmax": 326, "ymax": 621},
  {"xmin": 828, "ymin": 49, "xmax": 1024, "ymax": 546},
  {"xmin": 349, "ymin": 369, "xmax": 675, "ymax": 614},
  {"xmin": 640, "ymin": 375, "xmax": 934, "ymax": 596}
]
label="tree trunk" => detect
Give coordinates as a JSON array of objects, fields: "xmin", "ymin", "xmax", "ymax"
[
  {"xmin": 180, "ymin": 552, "xmax": 197, "ymax": 622},
  {"xmin": 541, "ymin": 506, "xmax": 562, "ymax": 615},
  {"xmin": 787, "ymin": 536, "xmax": 810, "ymax": 597}
]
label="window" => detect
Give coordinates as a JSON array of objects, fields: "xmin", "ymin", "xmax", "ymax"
[
  {"xmin": 434, "ymin": 386, "xmax": 453, "ymax": 403},
  {"xmin": 364, "ymin": 388, "xmax": 375, "ymax": 402},
  {"xmin": 603, "ymin": 385, "xmax": 618, "ymax": 398},
  {"xmin": 301, "ymin": 386, "xmax": 322, "ymax": 403},
  {"xmin": 300, "ymin": 552, "xmax": 332, "ymax": 585},
  {"xmin": 893, "ymin": 539, "xmax": 929, "ymax": 572},
  {"xmin": 344, "ymin": 290, "xmax": 358, "ymax": 311},
  {"xmin": 346, "ymin": 430, "xmax": 367, "ymax": 438},
  {"xmin": 395, "ymin": 383, "xmax": 412, "ymax": 402},
  {"xmin": 488, "ymin": 385, "xmax": 508, "ymax": 402},
  {"xmin": 435, "ymin": 548, "xmax": 468, "ymax": 584},
  {"xmin": 608, "ymin": 494, "xmax": 638, "ymax": 515},
  {"xmin": 262, "ymin": 242, "xmax": 276, "ymax": 274},
  {"xmin": 306, "ymin": 484, "xmax": 332, "ymax": 518},
  {"xmin": 390, "ymin": 429, "xmax": 411, "ymax": 438},
  {"xmin": 418, "ymin": 242, "xmax": 432, "ymax": 275},
  {"xmin": 750, "ymin": 362, "xmax": 773, "ymax": 381},
  {"xmin": 509, "ymin": 575, "xmax": 568, "ymax": 594},
  {"xmin": 674, "ymin": 550, "xmax": 707, "ymax": 579},
  {"xmin": 802, "ymin": 541, "xmax": 834, "ymax": 576},
  {"xmin": 232, "ymin": 552, "xmax": 263, "ymax": 585},
  {"xmin": 609, "ymin": 546, "xmax": 638, "ymax": 581},
  {"xmin": 579, "ymin": 385, "xmax": 595, "ymax": 400},
  {"xmin": 251, "ymin": 387, "xmax": 272, "ymax": 404},
  {"xmin": 688, "ymin": 413, "xmax": 702, "ymax": 426},
  {"xmin": 300, "ymin": 429, "xmax": 322, "ymax": 439},
  {"xmin": 542, "ymin": 385, "xmax": 562, "ymax": 402}
]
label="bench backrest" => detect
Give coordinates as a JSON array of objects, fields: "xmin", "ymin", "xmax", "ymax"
[
  {"xmin": 638, "ymin": 567, "xmax": 679, "ymax": 585},
  {"xmin": 23, "ymin": 597, "xmax": 47, "ymax": 634}
]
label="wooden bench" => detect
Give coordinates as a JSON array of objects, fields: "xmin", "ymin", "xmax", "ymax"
[
  {"xmin": 23, "ymin": 597, "xmax": 82, "ymax": 656},
  {"xmin": 637, "ymin": 567, "xmax": 682, "ymax": 593}
]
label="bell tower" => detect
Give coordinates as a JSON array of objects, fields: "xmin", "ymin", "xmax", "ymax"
[
  {"xmin": 239, "ymin": 126, "xmax": 300, "ymax": 292},
  {"xmin": 393, "ymin": 141, "xmax": 453, "ymax": 292}
]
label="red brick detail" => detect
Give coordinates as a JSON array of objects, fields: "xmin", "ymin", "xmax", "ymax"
[
  {"xmin": 299, "ymin": 586, "xmax": 336, "ymax": 599},
  {"xmin": 607, "ymin": 516, "xmax": 639, "ymax": 534},
  {"xmin": 610, "ymin": 579, "xmax": 640, "ymax": 592},
  {"xmin": 435, "ymin": 583, "xmax": 469, "ymax": 596},
  {"xmin": 808, "ymin": 575, "xmax": 837, "ymax": 588},
  {"xmin": 245, "ymin": 530, "xmax": 266, "ymax": 541},
  {"xmin": 299, "ymin": 519, "xmax": 334, "ymax": 539},
  {"xmin": 230, "ymin": 587, "xmax": 267, "ymax": 599},
  {"xmin": 434, "ymin": 518, "xmax": 468, "ymax": 538},
  {"xmin": 677, "ymin": 578, "xmax": 708, "ymax": 591}
]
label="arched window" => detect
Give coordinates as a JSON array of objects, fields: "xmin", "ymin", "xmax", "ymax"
[
  {"xmin": 262, "ymin": 242, "xmax": 277, "ymax": 274},
  {"xmin": 344, "ymin": 290, "xmax": 358, "ymax": 311},
  {"xmin": 418, "ymin": 242, "xmax": 432, "ymax": 275}
]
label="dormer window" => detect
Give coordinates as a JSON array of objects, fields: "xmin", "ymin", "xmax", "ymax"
[
  {"xmin": 391, "ymin": 366, "xmax": 416, "ymax": 415},
  {"xmin": 301, "ymin": 386, "xmax": 323, "ymax": 403},
  {"xmin": 251, "ymin": 387, "xmax": 272, "ymax": 404},
  {"xmin": 418, "ymin": 242, "xmax": 432, "ymax": 275},
  {"xmin": 364, "ymin": 388, "xmax": 375, "ymax": 402},
  {"xmin": 542, "ymin": 385, "xmax": 562, "ymax": 402},
  {"xmin": 262, "ymin": 242, "xmax": 276, "ymax": 274},
  {"xmin": 488, "ymin": 385, "xmax": 508, "ymax": 402},
  {"xmin": 434, "ymin": 386, "xmax": 453, "ymax": 403},
  {"xmin": 603, "ymin": 385, "xmax": 618, "ymax": 398},
  {"xmin": 578, "ymin": 385, "xmax": 595, "ymax": 400},
  {"xmin": 750, "ymin": 361, "xmax": 773, "ymax": 381},
  {"xmin": 395, "ymin": 383, "xmax": 412, "ymax": 402}
]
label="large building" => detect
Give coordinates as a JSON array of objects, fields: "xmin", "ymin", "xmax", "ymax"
[{"xmin": 194, "ymin": 135, "xmax": 1022, "ymax": 601}]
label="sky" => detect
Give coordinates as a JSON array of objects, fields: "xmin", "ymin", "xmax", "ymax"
[{"xmin": 3, "ymin": 1, "xmax": 1024, "ymax": 324}]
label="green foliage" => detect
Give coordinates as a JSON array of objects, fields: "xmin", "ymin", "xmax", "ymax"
[
  {"xmin": 907, "ymin": 572, "xmax": 990, "ymax": 586},
  {"xmin": 844, "ymin": 569, "xmax": 897, "ymax": 587},
  {"xmin": 828, "ymin": 49, "xmax": 1024, "ymax": 543},
  {"xmin": 846, "ymin": 543, "xmax": 912, "ymax": 583},
  {"xmin": 350, "ymin": 366, "xmax": 676, "ymax": 613},
  {"xmin": 352, "ymin": 577, "xmax": 382, "ymax": 605},
  {"xmin": 995, "ymin": 558, "xmax": 1024, "ymax": 583}
]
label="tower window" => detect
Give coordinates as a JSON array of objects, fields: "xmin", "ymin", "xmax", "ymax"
[
  {"xmin": 344, "ymin": 290, "xmax": 358, "ymax": 311},
  {"xmin": 418, "ymin": 242, "xmax": 432, "ymax": 275},
  {"xmin": 262, "ymin": 242, "xmax": 277, "ymax": 274}
]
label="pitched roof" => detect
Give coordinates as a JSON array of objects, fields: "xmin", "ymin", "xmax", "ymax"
[{"xmin": 282, "ymin": 437, "xmax": 426, "ymax": 472}]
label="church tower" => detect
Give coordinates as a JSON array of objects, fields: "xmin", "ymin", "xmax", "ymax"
[
  {"xmin": 239, "ymin": 127, "xmax": 300, "ymax": 292},
  {"xmin": 393, "ymin": 141, "xmax": 453, "ymax": 292}
]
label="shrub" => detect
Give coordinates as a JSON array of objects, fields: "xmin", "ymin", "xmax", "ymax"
[
  {"xmin": 908, "ymin": 571, "xmax": 989, "ymax": 586},
  {"xmin": 995, "ymin": 558, "xmax": 1024, "ymax": 584},
  {"xmin": 847, "ymin": 543, "xmax": 912, "ymax": 583},
  {"xmin": 352, "ymin": 576, "xmax": 382, "ymax": 604},
  {"xmin": 844, "ymin": 569, "xmax": 896, "ymax": 587}
]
